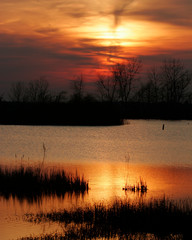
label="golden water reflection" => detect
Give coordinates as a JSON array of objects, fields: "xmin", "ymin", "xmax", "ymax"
[
  {"xmin": 2, "ymin": 162, "xmax": 192, "ymax": 207},
  {"xmin": 83, "ymin": 162, "xmax": 192, "ymax": 201},
  {"xmin": 1, "ymin": 162, "xmax": 192, "ymax": 240}
]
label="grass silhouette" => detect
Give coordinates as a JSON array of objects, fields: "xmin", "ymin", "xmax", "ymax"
[
  {"xmin": 123, "ymin": 177, "xmax": 148, "ymax": 193},
  {"xmin": 23, "ymin": 197, "xmax": 192, "ymax": 239},
  {"xmin": 0, "ymin": 165, "xmax": 88, "ymax": 201}
]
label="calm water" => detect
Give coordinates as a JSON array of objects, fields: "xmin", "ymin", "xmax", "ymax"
[{"xmin": 0, "ymin": 120, "xmax": 192, "ymax": 239}]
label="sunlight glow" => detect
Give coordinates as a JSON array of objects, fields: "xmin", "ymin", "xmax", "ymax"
[
  {"xmin": 92, "ymin": 25, "xmax": 134, "ymax": 47},
  {"xmin": 100, "ymin": 26, "xmax": 128, "ymax": 40},
  {"xmin": 0, "ymin": 0, "xmax": 191, "ymax": 87}
]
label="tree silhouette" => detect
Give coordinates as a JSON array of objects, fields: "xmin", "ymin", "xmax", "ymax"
[
  {"xmin": 70, "ymin": 74, "xmax": 84, "ymax": 102},
  {"xmin": 96, "ymin": 74, "xmax": 118, "ymax": 102},
  {"xmin": 0, "ymin": 94, "xmax": 3, "ymax": 102},
  {"xmin": 54, "ymin": 90, "xmax": 67, "ymax": 103},
  {"xmin": 9, "ymin": 77, "xmax": 51, "ymax": 103},
  {"xmin": 134, "ymin": 58, "xmax": 192, "ymax": 104},
  {"xmin": 9, "ymin": 81, "xmax": 26, "ymax": 102},
  {"xmin": 160, "ymin": 58, "xmax": 192, "ymax": 103},
  {"xmin": 27, "ymin": 77, "xmax": 50, "ymax": 103},
  {"xmin": 112, "ymin": 58, "xmax": 141, "ymax": 102},
  {"xmin": 96, "ymin": 58, "xmax": 142, "ymax": 102}
]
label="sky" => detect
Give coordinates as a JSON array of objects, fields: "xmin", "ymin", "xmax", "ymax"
[{"xmin": 0, "ymin": 0, "xmax": 192, "ymax": 95}]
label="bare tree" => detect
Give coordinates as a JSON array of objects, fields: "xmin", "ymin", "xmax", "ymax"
[
  {"xmin": 134, "ymin": 81, "xmax": 156, "ymax": 103},
  {"xmin": 0, "ymin": 94, "xmax": 3, "ymax": 102},
  {"xmin": 27, "ymin": 77, "xmax": 50, "ymax": 103},
  {"xmin": 96, "ymin": 58, "xmax": 142, "ymax": 102},
  {"xmin": 160, "ymin": 58, "xmax": 192, "ymax": 103},
  {"xmin": 147, "ymin": 66, "xmax": 161, "ymax": 102},
  {"xmin": 9, "ymin": 78, "xmax": 51, "ymax": 103},
  {"xmin": 112, "ymin": 58, "xmax": 142, "ymax": 102},
  {"xmin": 54, "ymin": 91, "xmax": 67, "ymax": 103},
  {"xmin": 96, "ymin": 74, "xmax": 118, "ymax": 102},
  {"xmin": 185, "ymin": 92, "xmax": 192, "ymax": 104},
  {"xmin": 9, "ymin": 81, "xmax": 27, "ymax": 102},
  {"xmin": 70, "ymin": 74, "xmax": 84, "ymax": 101}
]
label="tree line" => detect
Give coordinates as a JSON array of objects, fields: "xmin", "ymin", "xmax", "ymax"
[
  {"xmin": 2, "ymin": 58, "xmax": 192, "ymax": 105},
  {"xmin": 97, "ymin": 58, "xmax": 192, "ymax": 104}
]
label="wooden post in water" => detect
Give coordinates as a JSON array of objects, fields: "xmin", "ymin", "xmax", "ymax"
[{"xmin": 162, "ymin": 124, "xmax": 165, "ymax": 130}]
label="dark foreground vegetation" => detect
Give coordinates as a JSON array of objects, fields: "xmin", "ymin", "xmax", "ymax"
[
  {"xmin": 23, "ymin": 198, "xmax": 192, "ymax": 240},
  {"xmin": 122, "ymin": 177, "xmax": 148, "ymax": 193},
  {"xmin": 0, "ymin": 101, "xmax": 123, "ymax": 126},
  {"xmin": 1, "ymin": 101, "xmax": 192, "ymax": 126},
  {"xmin": 18, "ymin": 232, "xmax": 183, "ymax": 240},
  {"xmin": 0, "ymin": 165, "xmax": 88, "ymax": 201}
]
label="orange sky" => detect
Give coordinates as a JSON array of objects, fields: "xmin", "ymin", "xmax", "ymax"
[{"xmin": 0, "ymin": 0, "xmax": 192, "ymax": 93}]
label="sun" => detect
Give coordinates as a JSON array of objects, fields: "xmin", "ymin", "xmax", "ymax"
[
  {"xmin": 93, "ymin": 25, "xmax": 133, "ymax": 46},
  {"xmin": 74, "ymin": 21, "xmax": 138, "ymax": 48},
  {"xmin": 100, "ymin": 26, "xmax": 126, "ymax": 40}
]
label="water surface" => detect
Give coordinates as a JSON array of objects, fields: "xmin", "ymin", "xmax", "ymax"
[
  {"xmin": 0, "ymin": 120, "xmax": 192, "ymax": 239},
  {"xmin": 1, "ymin": 120, "xmax": 192, "ymax": 165}
]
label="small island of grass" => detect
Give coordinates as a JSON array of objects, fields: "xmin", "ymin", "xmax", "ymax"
[{"xmin": 0, "ymin": 165, "xmax": 88, "ymax": 200}]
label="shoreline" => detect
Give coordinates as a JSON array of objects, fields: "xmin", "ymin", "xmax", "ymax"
[{"xmin": 1, "ymin": 102, "xmax": 192, "ymax": 126}]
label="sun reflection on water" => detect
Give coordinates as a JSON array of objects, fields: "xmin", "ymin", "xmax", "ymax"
[{"xmin": 1, "ymin": 162, "xmax": 192, "ymax": 239}]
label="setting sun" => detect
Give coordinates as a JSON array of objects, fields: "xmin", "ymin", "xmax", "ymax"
[
  {"xmin": 0, "ymin": 1, "xmax": 192, "ymax": 239},
  {"xmin": 93, "ymin": 25, "xmax": 133, "ymax": 47},
  {"xmin": 0, "ymin": 0, "xmax": 191, "ymax": 93},
  {"xmin": 98, "ymin": 26, "xmax": 129, "ymax": 39}
]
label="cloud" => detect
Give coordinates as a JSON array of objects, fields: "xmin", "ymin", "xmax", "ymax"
[
  {"xmin": 140, "ymin": 49, "xmax": 192, "ymax": 70},
  {"xmin": 0, "ymin": 33, "xmax": 96, "ymax": 63},
  {"xmin": 35, "ymin": 27, "xmax": 60, "ymax": 35},
  {"xmin": 110, "ymin": 0, "xmax": 135, "ymax": 27},
  {"xmin": 0, "ymin": 32, "xmax": 100, "ymax": 92},
  {"xmin": 0, "ymin": 0, "xmax": 192, "ymax": 94},
  {"xmin": 128, "ymin": 9, "xmax": 192, "ymax": 27},
  {"xmin": 125, "ymin": 0, "xmax": 192, "ymax": 28}
]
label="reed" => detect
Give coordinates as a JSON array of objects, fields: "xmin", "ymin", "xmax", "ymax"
[
  {"xmin": 18, "ymin": 232, "xmax": 184, "ymax": 240},
  {"xmin": 122, "ymin": 177, "xmax": 148, "ymax": 193},
  {"xmin": 0, "ymin": 165, "xmax": 88, "ymax": 200},
  {"xmin": 24, "ymin": 197, "xmax": 192, "ymax": 239}
]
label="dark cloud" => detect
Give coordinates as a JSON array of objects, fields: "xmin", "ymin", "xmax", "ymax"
[
  {"xmin": 0, "ymin": 33, "xmax": 95, "ymax": 63},
  {"xmin": 128, "ymin": 8, "xmax": 192, "ymax": 27},
  {"xmin": 0, "ymin": 32, "xmax": 99, "ymax": 94},
  {"xmin": 140, "ymin": 49, "xmax": 192, "ymax": 69},
  {"xmin": 62, "ymin": 0, "xmax": 190, "ymax": 29},
  {"xmin": 35, "ymin": 27, "xmax": 60, "ymax": 34},
  {"xmin": 124, "ymin": 0, "xmax": 192, "ymax": 28},
  {"xmin": 0, "ymin": 0, "xmax": 192, "ymax": 94},
  {"xmin": 110, "ymin": 0, "xmax": 135, "ymax": 27}
]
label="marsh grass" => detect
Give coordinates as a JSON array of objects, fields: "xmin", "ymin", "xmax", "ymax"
[
  {"xmin": 18, "ymin": 232, "xmax": 184, "ymax": 240},
  {"xmin": 0, "ymin": 165, "xmax": 88, "ymax": 200},
  {"xmin": 123, "ymin": 177, "xmax": 148, "ymax": 193},
  {"xmin": 24, "ymin": 197, "xmax": 192, "ymax": 239}
]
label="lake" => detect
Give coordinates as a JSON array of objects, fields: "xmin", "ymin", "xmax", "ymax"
[{"xmin": 0, "ymin": 120, "xmax": 192, "ymax": 239}]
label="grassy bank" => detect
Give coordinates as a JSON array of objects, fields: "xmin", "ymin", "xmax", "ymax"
[
  {"xmin": 24, "ymin": 198, "xmax": 192, "ymax": 239},
  {"xmin": 0, "ymin": 165, "xmax": 88, "ymax": 200}
]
